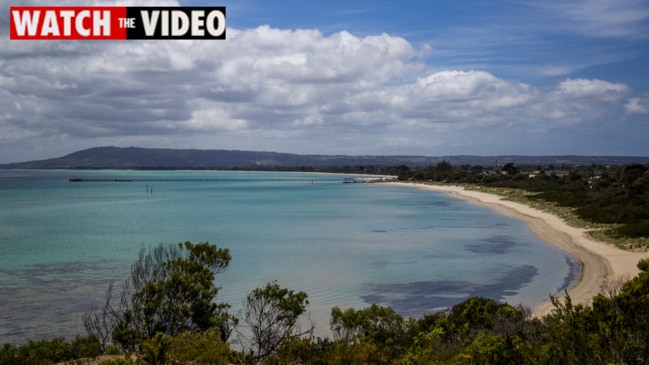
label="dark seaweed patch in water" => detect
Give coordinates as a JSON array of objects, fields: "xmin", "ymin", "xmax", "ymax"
[
  {"xmin": 465, "ymin": 235, "xmax": 524, "ymax": 254},
  {"xmin": 373, "ymin": 260, "xmax": 389, "ymax": 269},
  {"xmin": 0, "ymin": 260, "xmax": 127, "ymax": 344},
  {"xmin": 20, "ymin": 261, "xmax": 121, "ymax": 287},
  {"xmin": 424, "ymin": 201, "xmax": 452, "ymax": 207},
  {"xmin": 372, "ymin": 229, "xmax": 388, "ymax": 233},
  {"xmin": 560, "ymin": 256, "xmax": 581, "ymax": 292},
  {"xmin": 410, "ymin": 224, "xmax": 465, "ymax": 230},
  {"xmin": 361, "ymin": 265, "xmax": 538, "ymax": 317}
]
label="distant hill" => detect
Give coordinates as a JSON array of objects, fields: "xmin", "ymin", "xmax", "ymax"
[{"xmin": 1, "ymin": 147, "xmax": 648, "ymax": 169}]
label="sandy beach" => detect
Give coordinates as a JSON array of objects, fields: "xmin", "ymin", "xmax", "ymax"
[{"xmin": 390, "ymin": 182, "xmax": 649, "ymax": 317}]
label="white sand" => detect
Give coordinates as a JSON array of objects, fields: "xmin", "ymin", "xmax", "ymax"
[{"xmin": 389, "ymin": 182, "xmax": 649, "ymax": 317}]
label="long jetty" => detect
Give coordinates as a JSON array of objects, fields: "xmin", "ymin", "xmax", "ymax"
[{"xmin": 68, "ymin": 177, "xmax": 390, "ymax": 183}]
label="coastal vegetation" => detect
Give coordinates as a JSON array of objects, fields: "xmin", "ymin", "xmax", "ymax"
[
  {"xmin": 3, "ymin": 242, "xmax": 649, "ymax": 364},
  {"xmin": 395, "ymin": 162, "xmax": 649, "ymax": 249}
]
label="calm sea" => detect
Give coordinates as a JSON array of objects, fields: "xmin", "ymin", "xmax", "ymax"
[{"xmin": 0, "ymin": 170, "xmax": 577, "ymax": 344}]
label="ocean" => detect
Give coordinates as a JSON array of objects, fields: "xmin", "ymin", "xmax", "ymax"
[{"xmin": 0, "ymin": 169, "xmax": 578, "ymax": 344}]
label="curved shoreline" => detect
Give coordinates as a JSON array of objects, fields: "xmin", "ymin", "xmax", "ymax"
[{"xmin": 389, "ymin": 182, "xmax": 649, "ymax": 317}]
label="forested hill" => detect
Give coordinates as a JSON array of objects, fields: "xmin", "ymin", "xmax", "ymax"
[{"xmin": 1, "ymin": 146, "xmax": 648, "ymax": 169}]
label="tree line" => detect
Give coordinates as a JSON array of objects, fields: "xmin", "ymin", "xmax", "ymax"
[{"xmin": 396, "ymin": 162, "xmax": 649, "ymax": 247}]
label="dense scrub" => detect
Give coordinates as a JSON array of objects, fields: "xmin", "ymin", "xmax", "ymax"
[
  {"xmin": 4, "ymin": 259, "xmax": 649, "ymax": 364},
  {"xmin": 264, "ymin": 260, "xmax": 649, "ymax": 364},
  {"xmin": 3, "ymin": 242, "xmax": 649, "ymax": 364},
  {"xmin": 0, "ymin": 335, "xmax": 103, "ymax": 365}
]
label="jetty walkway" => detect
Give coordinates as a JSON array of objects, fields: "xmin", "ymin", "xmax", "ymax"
[{"xmin": 69, "ymin": 177, "xmax": 393, "ymax": 183}]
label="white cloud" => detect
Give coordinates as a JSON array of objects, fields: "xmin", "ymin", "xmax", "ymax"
[
  {"xmin": 411, "ymin": 71, "xmax": 535, "ymax": 107},
  {"xmin": 551, "ymin": 78, "xmax": 630, "ymax": 101},
  {"xmin": 218, "ymin": 27, "xmax": 421, "ymax": 87},
  {"xmin": 0, "ymin": 23, "xmax": 644, "ymax": 161},
  {"xmin": 625, "ymin": 97, "xmax": 649, "ymax": 115}
]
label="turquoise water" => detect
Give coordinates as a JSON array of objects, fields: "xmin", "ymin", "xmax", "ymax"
[{"xmin": 0, "ymin": 170, "xmax": 577, "ymax": 344}]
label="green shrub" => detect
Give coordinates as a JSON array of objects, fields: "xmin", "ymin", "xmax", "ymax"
[
  {"xmin": 0, "ymin": 336, "xmax": 102, "ymax": 365},
  {"xmin": 166, "ymin": 328, "xmax": 233, "ymax": 365}
]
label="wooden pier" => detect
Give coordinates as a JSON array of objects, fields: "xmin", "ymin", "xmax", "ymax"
[{"xmin": 68, "ymin": 177, "xmax": 387, "ymax": 183}]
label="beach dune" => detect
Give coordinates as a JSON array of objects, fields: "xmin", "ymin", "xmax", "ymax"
[{"xmin": 391, "ymin": 182, "xmax": 649, "ymax": 317}]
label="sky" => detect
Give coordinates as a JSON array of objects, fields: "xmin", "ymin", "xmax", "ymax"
[{"xmin": 1, "ymin": 0, "xmax": 648, "ymax": 163}]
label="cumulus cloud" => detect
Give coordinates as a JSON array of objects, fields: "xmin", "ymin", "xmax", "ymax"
[
  {"xmin": 625, "ymin": 96, "xmax": 649, "ymax": 115},
  {"xmin": 552, "ymin": 78, "xmax": 630, "ymax": 101},
  {"xmin": 0, "ymin": 20, "xmax": 644, "ymax": 161}
]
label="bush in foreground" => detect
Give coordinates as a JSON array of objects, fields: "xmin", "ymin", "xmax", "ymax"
[{"xmin": 4, "ymin": 244, "xmax": 649, "ymax": 365}]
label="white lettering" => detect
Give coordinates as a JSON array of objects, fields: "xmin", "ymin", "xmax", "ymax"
[
  {"xmin": 11, "ymin": 10, "xmax": 40, "ymax": 36},
  {"xmin": 191, "ymin": 10, "xmax": 205, "ymax": 36},
  {"xmin": 59, "ymin": 11, "xmax": 75, "ymax": 36},
  {"xmin": 135, "ymin": 8, "xmax": 226, "ymax": 38},
  {"xmin": 206, "ymin": 10, "xmax": 225, "ymax": 37},
  {"xmin": 171, "ymin": 11, "xmax": 189, "ymax": 36},
  {"xmin": 161, "ymin": 11, "xmax": 169, "ymax": 36},
  {"xmin": 141, "ymin": 10, "xmax": 159, "ymax": 36},
  {"xmin": 76, "ymin": 10, "xmax": 90, "ymax": 37},
  {"xmin": 41, "ymin": 11, "xmax": 59, "ymax": 36},
  {"xmin": 94, "ymin": 10, "xmax": 111, "ymax": 36},
  {"xmin": 11, "ymin": 9, "xmax": 118, "ymax": 38}
]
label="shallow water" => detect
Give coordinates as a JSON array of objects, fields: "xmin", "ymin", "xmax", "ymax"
[{"xmin": 0, "ymin": 170, "xmax": 578, "ymax": 344}]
